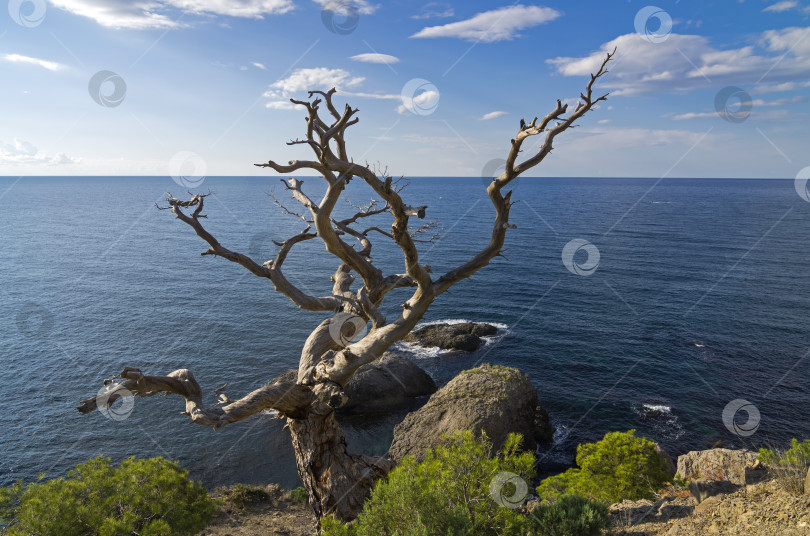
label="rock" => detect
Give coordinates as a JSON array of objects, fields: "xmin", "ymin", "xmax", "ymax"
[
  {"xmin": 805, "ymin": 467, "xmax": 810, "ymax": 495},
  {"xmin": 388, "ymin": 364, "xmax": 552, "ymax": 461},
  {"xmin": 339, "ymin": 353, "xmax": 436, "ymax": 415},
  {"xmin": 273, "ymin": 353, "xmax": 436, "ymax": 415},
  {"xmin": 405, "ymin": 322, "xmax": 498, "ymax": 352},
  {"xmin": 677, "ymin": 448, "xmax": 759, "ymax": 486}
]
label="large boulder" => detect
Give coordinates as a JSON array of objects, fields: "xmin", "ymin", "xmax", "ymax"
[
  {"xmin": 274, "ymin": 353, "xmax": 436, "ymax": 415},
  {"xmin": 388, "ymin": 364, "xmax": 553, "ymax": 461},
  {"xmin": 405, "ymin": 322, "xmax": 498, "ymax": 352},
  {"xmin": 340, "ymin": 353, "xmax": 436, "ymax": 415},
  {"xmin": 676, "ymin": 448, "xmax": 759, "ymax": 486}
]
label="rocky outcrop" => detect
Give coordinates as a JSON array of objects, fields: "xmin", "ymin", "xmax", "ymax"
[
  {"xmin": 274, "ymin": 354, "xmax": 436, "ymax": 415},
  {"xmin": 609, "ymin": 472, "xmax": 810, "ymax": 536},
  {"xmin": 339, "ymin": 353, "xmax": 436, "ymax": 415},
  {"xmin": 404, "ymin": 322, "xmax": 498, "ymax": 352},
  {"xmin": 388, "ymin": 364, "xmax": 553, "ymax": 461},
  {"xmin": 676, "ymin": 448, "xmax": 759, "ymax": 486}
]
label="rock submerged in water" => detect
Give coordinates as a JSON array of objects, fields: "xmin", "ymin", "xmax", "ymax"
[
  {"xmin": 405, "ymin": 322, "xmax": 499, "ymax": 352},
  {"xmin": 388, "ymin": 364, "xmax": 553, "ymax": 461}
]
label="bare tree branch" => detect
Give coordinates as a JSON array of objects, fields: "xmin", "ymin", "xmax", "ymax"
[
  {"xmin": 433, "ymin": 50, "xmax": 614, "ymax": 295},
  {"xmin": 77, "ymin": 367, "xmax": 313, "ymax": 429}
]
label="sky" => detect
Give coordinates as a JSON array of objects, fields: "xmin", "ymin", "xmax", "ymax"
[{"xmin": 0, "ymin": 0, "xmax": 808, "ymax": 178}]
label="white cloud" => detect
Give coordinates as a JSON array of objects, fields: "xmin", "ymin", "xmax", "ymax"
[
  {"xmin": 264, "ymin": 67, "xmax": 365, "ymax": 108},
  {"xmin": 49, "ymin": 0, "xmax": 294, "ymax": 29},
  {"xmin": 0, "ymin": 139, "xmax": 77, "ymax": 166},
  {"xmin": 266, "ymin": 100, "xmax": 304, "ymax": 110},
  {"xmin": 410, "ymin": 5, "xmax": 561, "ymax": 43},
  {"xmin": 672, "ymin": 95, "xmax": 806, "ymax": 119},
  {"xmin": 411, "ymin": 2, "xmax": 454, "ymax": 19},
  {"xmin": 763, "ymin": 1, "xmax": 798, "ymax": 12},
  {"xmin": 350, "ymin": 53, "xmax": 399, "ymax": 64},
  {"xmin": 252, "ymin": 61, "xmax": 266, "ymax": 70},
  {"xmin": 480, "ymin": 111, "xmax": 508, "ymax": 120},
  {"xmin": 2, "ymin": 54, "xmax": 66, "ymax": 71},
  {"xmin": 312, "ymin": 0, "xmax": 378, "ymax": 16},
  {"xmin": 752, "ymin": 80, "xmax": 810, "ymax": 93},
  {"xmin": 548, "ymin": 28, "xmax": 810, "ymax": 96},
  {"xmin": 564, "ymin": 127, "xmax": 707, "ymax": 151},
  {"xmin": 671, "ymin": 111, "xmax": 719, "ymax": 120},
  {"xmin": 396, "ymin": 90, "xmax": 440, "ymax": 114}
]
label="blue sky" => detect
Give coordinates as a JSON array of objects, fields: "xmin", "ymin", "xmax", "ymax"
[{"xmin": 1, "ymin": 0, "xmax": 808, "ymax": 178}]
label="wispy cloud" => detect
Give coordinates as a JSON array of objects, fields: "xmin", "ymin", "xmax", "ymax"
[
  {"xmin": 264, "ymin": 67, "xmax": 365, "ymax": 109},
  {"xmin": 411, "ymin": 2, "xmax": 453, "ymax": 20},
  {"xmin": 49, "ymin": 0, "xmax": 295, "ymax": 30},
  {"xmin": 410, "ymin": 5, "xmax": 561, "ymax": 43},
  {"xmin": 312, "ymin": 0, "xmax": 378, "ymax": 16},
  {"xmin": 350, "ymin": 53, "xmax": 399, "ymax": 64},
  {"xmin": 672, "ymin": 95, "xmax": 807, "ymax": 120},
  {"xmin": 0, "ymin": 139, "xmax": 76, "ymax": 165},
  {"xmin": 548, "ymin": 27, "xmax": 810, "ymax": 96},
  {"xmin": 479, "ymin": 110, "xmax": 508, "ymax": 120},
  {"xmin": 252, "ymin": 61, "xmax": 266, "ymax": 70},
  {"xmin": 763, "ymin": 1, "xmax": 798, "ymax": 12},
  {"xmin": 2, "ymin": 53, "xmax": 66, "ymax": 71}
]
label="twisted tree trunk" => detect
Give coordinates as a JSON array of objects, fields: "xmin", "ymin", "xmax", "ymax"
[{"xmin": 288, "ymin": 408, "xmax": 393, "ymax": 519}]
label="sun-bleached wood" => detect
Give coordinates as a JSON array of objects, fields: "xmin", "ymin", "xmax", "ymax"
[{"xmin": 78, "ymin": 52, "xmax": 613, "ymax": 521}]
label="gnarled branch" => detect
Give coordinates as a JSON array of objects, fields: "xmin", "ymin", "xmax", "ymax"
[{"xmin": 77, "ymin": 367, "xmax": 313, "ymax": 429}]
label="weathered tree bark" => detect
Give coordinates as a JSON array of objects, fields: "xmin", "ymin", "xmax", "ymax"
[
  {"xmin": 78, "ymin": 50, "xmax": 614, "ymax": 522},
  {"xmin": 287, "ymin": 407, "xmax": 394, "ymax": 520}
]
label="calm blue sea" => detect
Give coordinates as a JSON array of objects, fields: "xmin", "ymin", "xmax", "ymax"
[{"xmin": 1, "ymin": 176, "xmax": 808, "ymax": 489}]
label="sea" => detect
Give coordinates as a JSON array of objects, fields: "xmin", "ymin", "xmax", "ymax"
[{"xmin": 1, "ymin": 176, "xmax": 808, "ymax": 490}]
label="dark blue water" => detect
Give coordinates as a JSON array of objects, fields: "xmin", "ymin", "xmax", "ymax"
[{"xmin": 1, "ymin": 176, "xmax": 808, "ymax": 489}]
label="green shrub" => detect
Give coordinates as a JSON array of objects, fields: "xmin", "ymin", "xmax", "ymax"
[
  {"xmin": 321, "ymin": 430, "xmax": 536, "ymax": 536},
  {"xmin": 758, "ymin": 438, "xmax": 810, "ymax": 495},
  {"xmin": 0, "ymin": 456, "xmax": 213, "ymax": 536},
  {"xmin": 289, "ymin": 486, "xmax": 309, "ymax": 505},
  {"xmin": 225, "ymin": 483, "xmax": 270, "ymax": 508},
  {"xmin": 536, "ymin": 430, "xmax": 672, "ymax": 504},
  {"xmin": 530, "ymin": 494, "xmax": 610, "ymax": 536}
]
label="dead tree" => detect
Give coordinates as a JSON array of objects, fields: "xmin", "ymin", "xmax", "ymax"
[{"xmin": 78, "ymin": 51, "xmax": 613, "ymax": 522}]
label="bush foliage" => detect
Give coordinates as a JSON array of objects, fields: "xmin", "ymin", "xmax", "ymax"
[
  {"xmin": 536, "ymin": 430, "xmax": 672, "ymax": 504},
  {"xmin": 758, "ymin": 438, "xmax": 810, "ymax": 495},
  {"xmin": 530, "ymin": 493, "xmax": 610, "ymax": 536},
  {"xmin": 321, "ymin": 430, "xmax": 536, "ymax": 536},
  {"xmin": 0, "ymin": 456, "xmax": 213, "ymax": 536}
]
